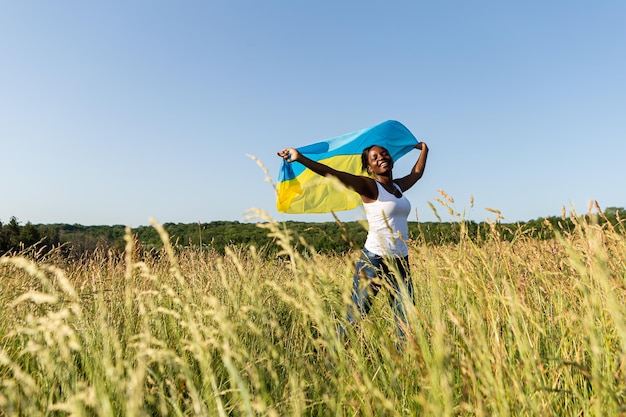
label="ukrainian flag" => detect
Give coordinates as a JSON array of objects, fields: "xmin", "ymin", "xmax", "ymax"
[{"xmin": 277, "ymin": 120, "xmax": 419, "ymax": 214}]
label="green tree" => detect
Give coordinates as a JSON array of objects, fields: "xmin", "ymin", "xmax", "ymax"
[
  {"xmin": 604, "ymin": 206, "xmax": 624, "ymax": 217},
  {"xmin": 19, "ymin": 222, "xmax": 40, "ymax": 247},
  {"xmin": 6, "ymin": 217, "xmax": 21, "ymax": 248}
]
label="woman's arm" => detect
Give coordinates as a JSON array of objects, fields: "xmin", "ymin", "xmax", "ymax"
[
  {"xmin": 395, "ymin": 142, "xmax": 429, "ymax": 192},
  {"xmin": 278, "ymin": 148, "xmax": 377, "ymax": 199}
]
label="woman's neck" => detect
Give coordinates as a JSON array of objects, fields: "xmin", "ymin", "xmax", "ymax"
[{"xmin": 375, "ymin": 173, "xmax": 394, "ymax": 184}]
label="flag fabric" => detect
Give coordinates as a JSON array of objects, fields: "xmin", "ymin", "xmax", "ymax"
[{"xmin": 277, "ymin": 120, "xmax": 419, "ymax": 214}]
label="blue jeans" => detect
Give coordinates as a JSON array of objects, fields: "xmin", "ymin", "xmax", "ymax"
[{"xmin": 346, "ymin": 248, "xmax": 414, "ymax": 338}]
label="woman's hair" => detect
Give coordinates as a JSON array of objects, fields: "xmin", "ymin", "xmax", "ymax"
[{"xmin": 361, "ymin": 145, "xmax": 391, "ymax": 172}]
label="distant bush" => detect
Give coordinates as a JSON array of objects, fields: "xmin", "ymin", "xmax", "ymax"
[{"xmin": 1, "ymin": 208, "xmax": 624, "ymax": 258}]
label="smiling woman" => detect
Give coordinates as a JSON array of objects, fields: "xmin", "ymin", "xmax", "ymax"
[{"xmin": 277, "ymin": 127, "xmax": 429, "ymax": 340}]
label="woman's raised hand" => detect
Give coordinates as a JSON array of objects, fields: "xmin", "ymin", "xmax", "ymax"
[{"xmin": 277, "ymin": 148, "xmax": 300, "ymax": 162}]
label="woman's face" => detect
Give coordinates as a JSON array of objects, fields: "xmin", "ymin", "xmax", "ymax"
[{"xmin": 366, "ymin": 146, "xmax": 393, "ymax": 175}]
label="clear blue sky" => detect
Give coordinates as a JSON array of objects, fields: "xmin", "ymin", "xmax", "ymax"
[{"xmin": 1, "ymin": 1, "xmax": 624, "ymax": 226}]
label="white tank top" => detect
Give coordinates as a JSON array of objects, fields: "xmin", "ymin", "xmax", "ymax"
[{"xmin": 363, "ymin": 181, "xmax": 411, "ymax": 257}]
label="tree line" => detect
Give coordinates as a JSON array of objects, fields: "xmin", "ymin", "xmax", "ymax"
[{"xmin": 1, "ymin": 207, "xmax": 624, "ymax": 258}]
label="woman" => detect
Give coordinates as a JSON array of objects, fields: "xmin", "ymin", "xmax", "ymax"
[{"xmin": 277, "ymin": 141, "xmax": 429, "ymax": 338}]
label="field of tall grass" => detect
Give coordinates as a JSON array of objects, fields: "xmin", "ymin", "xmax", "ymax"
[{"xmin": 1, "ymin": 205, "xmax": 626, "ymax": 416}]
